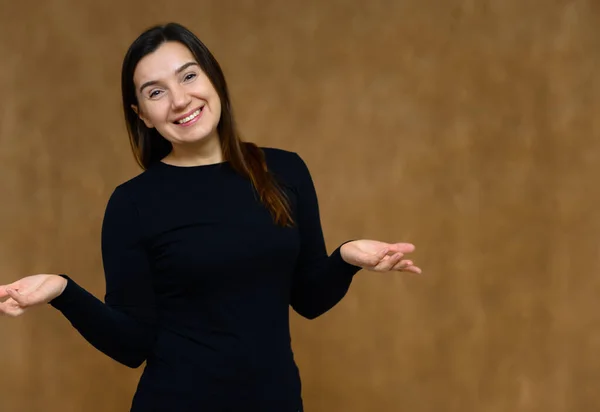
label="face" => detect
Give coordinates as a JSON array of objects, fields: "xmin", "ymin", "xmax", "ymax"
[{"xmin": 132, "ymin": 41, "xmax": 222, "ymax": 147}]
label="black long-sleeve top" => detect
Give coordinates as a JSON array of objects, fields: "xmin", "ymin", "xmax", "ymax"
[{"xmin": 50, "ymin": 148, "xmax": 360, "ymax": 411}]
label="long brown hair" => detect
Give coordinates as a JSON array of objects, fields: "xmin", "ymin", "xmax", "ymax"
[{"xmin": 121, "ymin": 23, "xmax": 293, "ymax": 227}]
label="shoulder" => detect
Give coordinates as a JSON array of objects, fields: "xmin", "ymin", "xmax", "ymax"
[
  {"xmin": 114, "ymin": 171, "xmax": 149, "ymax": 195},
  {"xmin": 105, "ymin": 168, "xmax": 157, "ymax": 212},
  {"xmin": 261, "ymin": 146, "xmax": 299, "ymax": 165},
  {"xmin": 261, "ymin": 147, "xmax": 312, "ymax": 182}
]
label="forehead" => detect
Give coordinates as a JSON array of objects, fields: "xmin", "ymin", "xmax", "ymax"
[{"xmin": 133, "ymin": 41, "xmax": 197, "ymax": 85}]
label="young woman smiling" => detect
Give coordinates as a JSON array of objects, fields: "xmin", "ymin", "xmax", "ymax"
[{"xmin": 0, "ymin": 22, "xmax": 421, "ymax": 412}]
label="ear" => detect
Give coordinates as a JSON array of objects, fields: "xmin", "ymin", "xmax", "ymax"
[{"xmin": 131, "ymin": 104, "xmax": 154, "ymax": 128}]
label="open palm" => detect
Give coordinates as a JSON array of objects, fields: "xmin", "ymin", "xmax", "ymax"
[
  {"xmin": 340, "ymin": 240, "xmax": 422, "ymax": 273},
  {"xmin": 0, "ymin": 274, "xmax": 66, "ymax": 317}
]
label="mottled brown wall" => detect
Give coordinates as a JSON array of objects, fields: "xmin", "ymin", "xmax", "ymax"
[{"xmin": 1, "ymin": 0, "xmax": 600, "ymax": 411}]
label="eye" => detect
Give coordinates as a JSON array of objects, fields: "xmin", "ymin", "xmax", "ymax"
[
  {"xmin": 149, "ymin": 89, "xmax": 163, "ymax": 99},
  {"xmin": 183, "ymin": 72, "xmax": 197, "ymax": 82}
]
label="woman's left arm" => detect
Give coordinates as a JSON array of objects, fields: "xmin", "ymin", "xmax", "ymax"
[{"xmin": 288, "ymin": 153, "xmax": 421, "ymax": 320}]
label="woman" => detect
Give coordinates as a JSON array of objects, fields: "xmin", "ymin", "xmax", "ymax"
[{"xmin": 0, "ymin": 22, "xmax": 421, "ymax": 411}]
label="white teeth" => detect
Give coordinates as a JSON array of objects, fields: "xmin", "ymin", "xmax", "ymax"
[{"xmin": 177, "ymin": 108, "xmax": 202, "ymax": 124}]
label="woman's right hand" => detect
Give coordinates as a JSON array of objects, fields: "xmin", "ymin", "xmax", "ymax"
[{"xmin": 0, "ymin": 274, "xmax": 67, "ymax": 317}]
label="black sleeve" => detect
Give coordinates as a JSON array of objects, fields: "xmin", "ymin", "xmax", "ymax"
[
  {"xmin": 289, "ymin": 153, "xmax": 361, "ymax": 319},
  {"xmin": 49, "ymin": 186, "xmax": 157, "ymax": 368}
]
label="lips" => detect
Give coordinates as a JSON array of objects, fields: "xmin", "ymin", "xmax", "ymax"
[{"xmin": 173, "ymin": 106, "xmax": 204, "ymax": 125}]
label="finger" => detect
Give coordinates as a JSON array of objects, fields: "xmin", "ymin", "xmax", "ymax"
[
  {"xmin": 377, "ymin": 247, "xmax": 390, "ymax": 259},
  {"xmin": 391, "ymin": 259, "xmax": 413, "ymax": 271},
  {"xmin": 387, "ymin": 243, "xmax": 416, "ymax": 255},
  {"xmin": 0, "ymin": 282, "xmax": 18, "ymax": 300},
  {"xmin": 390, "ymin": 257, "xmax": 422, "ymax": 274},
  {"xmin": 0, "ymin": 299, "xmax": 26, "ymax": 317},
  {"xmin": 402, "ymin": 265, "xmax": 422, "ymax": 274},
  {"xmin": 6, "ymin": 288, "xmax": 31, "ymax": 307},
  {"xmin": 376, "ymin": 248, "xmax": 404, "ymax": 262},
  {"xmin": 8, "ymin": 286, "xmax": 50, "ymax": 307},
  {"xmin": 361, "ymin": 247, "xmax": 393, "ymax": 267},
  {"xmin": 374, "ymin": 253, "xmax": 403, "ymax": 272},
  {"xmin": 0, "ymin": 300, "xmax": 9, "ymax": 315}
]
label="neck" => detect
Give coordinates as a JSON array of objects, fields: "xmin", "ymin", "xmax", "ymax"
[{"xmin": 163, "ymin": 133, "xmax": 224, "ymax": 167}]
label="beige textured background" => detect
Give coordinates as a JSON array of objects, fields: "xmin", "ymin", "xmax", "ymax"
[{"xmin": 1, "ymin": 0, "xmax": 600, "ymax": 411}]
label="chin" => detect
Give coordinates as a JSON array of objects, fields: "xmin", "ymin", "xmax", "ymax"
[{"xmin": 167, "ymin": 129, "xmax": 219, "ymax": 145}]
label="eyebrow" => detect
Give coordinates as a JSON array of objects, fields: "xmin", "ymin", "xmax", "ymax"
[{"xmin": 139, "ymin": 62, "xmax": 199, "ymax": 93}]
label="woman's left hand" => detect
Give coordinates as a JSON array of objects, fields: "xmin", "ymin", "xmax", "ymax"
[{"xmin": 340, "ymin": 240, "xmax": 422, "ymax": 274}]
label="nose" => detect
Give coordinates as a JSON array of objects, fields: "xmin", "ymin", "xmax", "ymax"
[{"xmin": 170, "ymin": 85, "xmax": 192, "ymax": 111}]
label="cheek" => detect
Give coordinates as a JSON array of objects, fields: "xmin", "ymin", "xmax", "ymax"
[
  {"xmin": 211, "ymin": 95, "xmax": 222, "ymax": 118},
  {"xmin": 143, "ymin": 101, "xmax": 170, "ymax": 124},
  {"xmin": 214, "ymin": 100, "xmax": 222, "ymax": 118}
]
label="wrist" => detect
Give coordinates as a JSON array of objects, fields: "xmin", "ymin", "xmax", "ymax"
[
  {"xmin": 55, "ymin": 274, "xmax": 68, "ymax": 296},
  {"xmin": 339, "ymin": 240, "xmax": 354, "ymax": 264}
]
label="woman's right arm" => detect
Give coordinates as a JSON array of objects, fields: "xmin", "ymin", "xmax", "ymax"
[{"xmin": 1, "ymin": 186, "xmax": 157, "ymax": 368}]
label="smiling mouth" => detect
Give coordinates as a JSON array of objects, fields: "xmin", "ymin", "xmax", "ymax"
[{"xmin": 175, "ymin": 107, "xmax": 204, "ymax": 124}]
